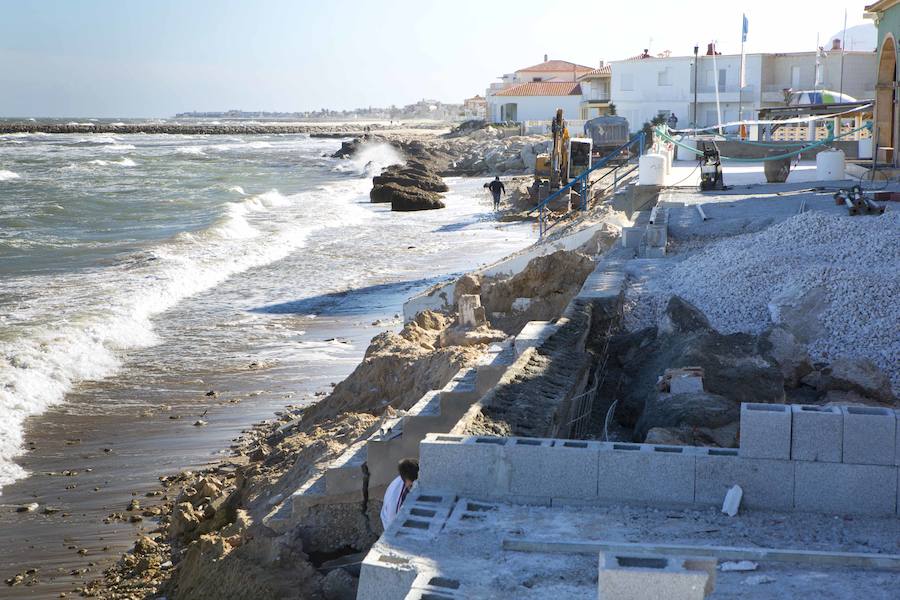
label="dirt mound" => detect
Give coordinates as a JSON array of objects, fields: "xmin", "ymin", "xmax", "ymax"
[
  {"xmin": 300, "ymin": 311, "xmax": 484, "ymax": 424},
  {"xmin": 478, "ymin": 249, "xmax": 596, "ymax": 334}
]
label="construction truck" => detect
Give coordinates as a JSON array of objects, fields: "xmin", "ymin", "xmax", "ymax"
[{"xmin": 532, "ymin": 109, "xmax": 592, "ymax": 208}]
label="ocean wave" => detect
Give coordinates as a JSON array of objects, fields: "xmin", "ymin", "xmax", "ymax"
[
  {"xmin": 332, "ymin": 142, "xmax": 403, "ymax": 177},
  {"xmin": 101, "ymin": 144, "xmax": 136, "ymax": 152},
  {"xmin": 0, "ymin": 170, "xmax": 20, "ymax": 181},
  {"xmin": 0, "ymin": 181, "xmax": 374, "ymax": 490},
  {"xmin": 177, "ymin": 146, "xmax": 206, "ymax": 156},
  {"xmin": 247, "ymin": 141, "xmax": 272, "ymax": 149},
  {"xmin": 87, "ymin": 157, "xmax": 137, "ymax": 167},
  {"xmin": 228, "ymin": 185, "xmax": 247, "ymax": 195}
]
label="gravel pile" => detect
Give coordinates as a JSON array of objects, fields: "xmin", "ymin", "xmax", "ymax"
[{"xmin": 624, "ymin": 210, "xmax": 900, "ymax": 391}]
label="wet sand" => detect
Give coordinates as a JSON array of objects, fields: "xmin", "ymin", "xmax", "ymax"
[{"xmin": 0, "ymin": 293, "xmax": 410, "ymax": 597}]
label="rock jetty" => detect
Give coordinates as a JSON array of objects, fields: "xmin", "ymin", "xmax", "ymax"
[{"xmin": 370, "ymin": 161, "xmax": 448, "ymax": 211}]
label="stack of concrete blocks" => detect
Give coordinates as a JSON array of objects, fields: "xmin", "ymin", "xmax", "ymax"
[
  {"xmin": 641, "ymin": 206, "xmax": 668, "ymax": 258},
  {"xmin": 367, "ymin": 369, "xmax": 480, "ymax": 490},
  {"xmin": 418, "ymin": 401, "xmax": 900, "ymax": 515},
  {"xmin": 739, "ymin": 402, "xmax": 899, "ymax": 515},
  {"xmin": 513, "ymin": 321, "xmax": 560, "ymax": 356},
  {"xmin": 357, "ymin": 490, "xmax": 457, "ymax": 600},
  {"xmin": 598, "ymin": 553, "xmax": 716, "ymax": 600}
]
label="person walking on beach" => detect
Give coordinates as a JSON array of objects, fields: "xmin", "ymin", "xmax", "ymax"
[
  {"xmin": 380, "ymin": 458, "xmax": 419, "ymax": 530},
  {"xmin": 484, "ymin": 176, "xmax": 506, "ymax": 211}
]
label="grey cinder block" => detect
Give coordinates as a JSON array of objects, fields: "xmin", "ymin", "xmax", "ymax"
[
  {"xmin": 693, "ymin": 448, "xmax": 794, "ymax": 510},
  {"xmin": 418, "ymin": 435, "xmax": 508, "ymax": 499},
  {"xmin": 791, "ymin": 404, "xmax": 842, "ymax": 462},
  {"xmin": 506, "ymin": 438, "xmax": 601, "ymax": 500},
  {"xmin": 597, "ymin": 444, "xmax": 695, "ymax": 506},
  {"xmin": 598, "ymin": 553, "xmax": 710, "ymax": 600},
  {"xmin": 841, "ymin": 405, "xmax": 896, "ymax": 465},
  {"xmin": 739, "ymin": 403, "xmax": 791, "ymax": 460},
  {"xmin": 794, "ymin": 462, "xmax": 897, "ymax": 516},
  {"xmin": 357, "ymin": 551, "xmax": 419, "ymax": 600}
]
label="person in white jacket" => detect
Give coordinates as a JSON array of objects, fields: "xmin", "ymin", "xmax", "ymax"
[{"xmin": 380, "ymin": 458, "xmax": 419, "ymax": 530}]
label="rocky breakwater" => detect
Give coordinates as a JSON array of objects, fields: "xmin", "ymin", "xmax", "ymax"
[
  {"xmin": 0, "ymin": 121, "xmax": 384, "ymax": 135},
  {"xmin": 369, "ymin": 160, "xmax": 448, "ymax": 211},
  {"xmin": 333, "ymin": 122, "xmax": 551, "ymax": 177}
]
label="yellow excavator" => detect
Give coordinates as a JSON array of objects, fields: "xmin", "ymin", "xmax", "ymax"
[{"xmin": 532, "ymin": 109, "xmax": 592, "ymax": 207}]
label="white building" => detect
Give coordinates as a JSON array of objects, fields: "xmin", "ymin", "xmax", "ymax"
[
  {"xmin": 486, "ymin": 58, "xmax": 594, "ymax": 123},
  {"xmin": 611, "ymin": 44, "xmax": 876, "ymax": 132}
]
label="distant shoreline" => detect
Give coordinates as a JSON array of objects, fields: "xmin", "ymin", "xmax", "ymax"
[{"xmin": 0, "ymin": 122, "xmax": 415, "ymax": 135}]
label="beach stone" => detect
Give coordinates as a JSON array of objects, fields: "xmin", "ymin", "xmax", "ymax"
[
  {"xmin": 635, "ymin": 392, "xmax": 740, "ymax": 441},
  {"xmin": 757, "ymin": 326, "xmax": 813, "ymax": 388},
  {"xmin": 823, "ymin": 358, "xmax": 895, "ymax": 404},
  {"xmin": 322, "ymin": 568, "xmax": 357, "ymax": 600}
]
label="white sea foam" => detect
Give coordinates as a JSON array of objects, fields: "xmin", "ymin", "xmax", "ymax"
[
  {"xmin": 177, "ymin": 146, "xmax": 206, "ymax": 156},
  {"xmin": 87, "ymin": 157, "xmax": 136, "ymax": 167},
  {"xmin": 247, "ymin": 141, "xmax": 272, "ymax": 149},
  {"xmin": 228, "ymin": 186, "xmax": 247, "ymax": 195},
  {"xmin": 0, "ymin": 181, "xmax": 371, "ymax": 491},
  {"xmin": 102, "ymin": 144, "xmax": 136, "ymax": 152},
  {"xmin": 332, "ymin": 142, "xmax": 403, "ymax": 177},
  {"xmin": 0, "ymin": 170, "xmax": 20, "ymax": 181}
]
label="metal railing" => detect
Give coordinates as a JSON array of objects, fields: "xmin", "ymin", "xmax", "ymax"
[{"xmin": 530, "ymin": 132, "xmax": 646, "ymax": 239}]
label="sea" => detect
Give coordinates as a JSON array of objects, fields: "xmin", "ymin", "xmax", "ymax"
[{"xmin": 0, "ymin": 128, "xmax": 536, "ymax": 496}]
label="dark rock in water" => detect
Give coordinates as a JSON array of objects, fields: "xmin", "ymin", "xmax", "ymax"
[
  {"xmin": 381, "ymin": 184, "xmax": 446, "ymax": 211},
  {"xmin": 332, "ymin": 140, "xmax": 359, "ymax": 159},
  {"xmin": 635, "ymin": 392, "xmax": 740, "ymax": 441},
  {"xmin": 612, "ymin": 296, "xmax": 784, "ymax": 428},
  {"xmin": 372, "ymin": 163, "xmax": 449, "ymax": 193}
]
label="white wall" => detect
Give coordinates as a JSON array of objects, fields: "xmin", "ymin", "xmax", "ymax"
[
  {"xmin": 611, "ymin": 54, "xmax": 765, "ymax": 130},
  {"xmin": 488, "ymin": 95, "xmax": 582, "ymax": 123}
]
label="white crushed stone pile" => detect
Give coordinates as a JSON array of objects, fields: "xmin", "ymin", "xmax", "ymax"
[{"xmin": 624, "ymin": 210, "xmax": 900, "ymax": 391}]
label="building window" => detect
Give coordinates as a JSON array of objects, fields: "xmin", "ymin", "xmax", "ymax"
[
  {"xmin": 620, "ymin": 73, "xmax": 634, "ymax": 91},
  {"xmin": 532, "ymin": 77, "xmax": 543, "ymax": 82},
  {"xmin": 791, "ymin": 66, "xmax": 801, "ymax": 88},
  {"xmin": 658, "ymin": 67, "xmax": 672, "ymax": 86},
  {"xmin": 718, "ymin": 69, "xmax": 727, "ymax": 91}
]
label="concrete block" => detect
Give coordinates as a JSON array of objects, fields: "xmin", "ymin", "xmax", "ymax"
[
  {"xmin": 694, "ymin": 448, "xmax": 794, "ymax": 510},
  {"xmin": 598, "ymin": 553, "xmax": 710, "ymax": 600},
  {"xmin": 475, "ymin": 341, "xmax": 516, "ymax": 395},
  {"xmin": 896, "ymin": 410, "xmax": 900, "ymax": 467},
  {"xmin": 506, "ymin": 438, "xmax": 601, "ymax": 500},
  {"xmin": 794, "ymin": 462, "xmax": 897, "ymax": 515},
  {"xmin": 513, "ymin": 321, "xmax": 559, "ymax": 356},
  {"xmin": 791, "ymin": 404, "xmax": 842, "ymax": 462},
  {"xmin": 357, "ymin": 551, "xmax": 418, "ymax": 600},
  {"xmin": 596, "ymin": 443, "xmax": 695, "ymax": 506},
  {"xmin": 458, "ymin": 294, "xmax": 483, "ymax": 327},
  {"xmin": 739, "ymin": 403, "xmax": 791, "ymax": 460},
  {"xmin": 622, "ymin": 226, "xmax": 643, "ymax": 248},
  {"xmin": 670, "ymin": 375, "xmax": 704, "ymax": 395},
  {"xmin": 324, "ymin": 440, "xmax": 368, "ymax": 495},
  {"xmin": 841, "ymin": 405, "xmax": 896, "ymax": 465},
  {"xmin": 404, "ymin": 572, "xmax": 463, "ymax": 600},
  {"xmin": 418, "ymin": 435, "xmax": 508, "ymax": 499},
  {"xmin": 511, "ymin": 297, "xmax": 532, "ymax": 312}
]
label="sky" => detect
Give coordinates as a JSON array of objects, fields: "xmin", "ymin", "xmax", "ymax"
[{"xmin": 0, "ymin": 0, "xmax": 878, "ymax": 118}]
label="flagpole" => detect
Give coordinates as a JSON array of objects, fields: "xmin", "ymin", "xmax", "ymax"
[
  {"xmin": 839, "ymin": 8, "xmax": 848, "ymax": 99},
  {"xmin": 739, "ymin": 37, "xmax": 745, "ymax": 130}
]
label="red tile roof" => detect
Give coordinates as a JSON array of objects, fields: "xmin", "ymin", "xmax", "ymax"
[
  {"xmin": 516, "ymin": 59, "xmax": 594, "ymax": 73},
  {"xmin": 579, "ymin": 65, "xmax": 612, "ymax": 78},
  {"xmin": 494, "ymin": 82, "xmax": 583, "ymax": 97}
]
